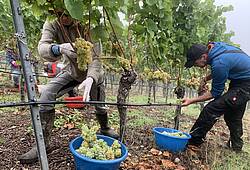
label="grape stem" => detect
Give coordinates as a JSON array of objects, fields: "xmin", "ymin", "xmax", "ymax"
[{"xmin": 103, "ymin": 7, "xmax": 126, "ymax": 58}]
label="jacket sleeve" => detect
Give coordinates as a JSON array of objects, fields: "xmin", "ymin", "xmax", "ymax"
[
  {"xmin": 210, "ymin": 63, "xmax": 229, "ymax": 98},
  {"xmin": 87, "ymin": 42, "xmax": 104, "ymax": 84},
  {"xmin": 38, "ymin": 21, "xmax": 61, "ymax": 62}
]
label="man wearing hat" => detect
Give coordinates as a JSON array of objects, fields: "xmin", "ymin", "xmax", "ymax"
[{"xmin": 182, "ymin": 42, "xmax": 250, "ymax": 152}]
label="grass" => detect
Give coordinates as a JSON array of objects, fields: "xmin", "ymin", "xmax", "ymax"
[
  {"xmin": 128, "ymin": 116, "xmax": 157, "ymax": 127},
  {"xmin": 108, "ymin": 108, "xmax": 158, "ymax": 128},
  {"xmin": 0, "ymin": 136, "xmax": 5, "ymax": 145},
  {"xmin": 108, "ymin": 105, "xmax": 161, "ymax": 128},
  {"xmin": 182, "ymin": 103, "xmax": 201, "ymax": 117},
  {"xmin": 108, "ymin": 110, "xmax": 119, "ymax": 127},
  {"xmin": 107, "ymin": 93, "xmax": 178, "ymax": 104},
  {"xmin": 106, "ymin": 94, "xmax": 201, "ymax": 129},
  {"xmin": 106, "ymin": 95, "xmax": 116, "ymax": 102},
  {"xmin": 211, "ymin": 144, "xmax": 250, "ymax": 170},
  {"xmin": 127, "ymin": 108, "xmax": 158, "ymax": 127},
  {"xmin": 127, "ymin": 109, "xmax": 144, "ymax": 117},
  {"xmin": 0, "ymin": 93, "xmax": 21, "ymax": 113}
]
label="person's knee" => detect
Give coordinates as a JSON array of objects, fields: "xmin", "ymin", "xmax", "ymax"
[{"xmin": 40, "ymin": 88, "xmax": 57, "ymax": 102}]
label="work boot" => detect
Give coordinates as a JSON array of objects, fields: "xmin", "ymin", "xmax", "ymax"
[
  {"xmin": 222, "ymin": 139, "xmax": 243, "ymax": 153},
  {"xmin": 18, "ymin": 109, "xmax": 55, "ymax": 164},
  {"xmin": 96, "ymin": 113, "xmax": 119, "ymax": 139}
]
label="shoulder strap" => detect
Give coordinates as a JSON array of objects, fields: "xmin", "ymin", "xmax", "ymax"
[{"xmin": 212, "ymin": 50, "xmax": 246, "ymax": 58}]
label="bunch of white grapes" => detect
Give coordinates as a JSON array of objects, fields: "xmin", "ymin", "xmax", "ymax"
[
  {"xmin": 103, "ymin": 62, "xmax": 123, "ymax": 73},
  {"xmin": 185, "ymin": 77, "xmax": 200, "ymax": 89},
  {"xmin": 117, "ymin": 56, "xmax": 130, "ymax": 70},
  {"xmin": 161, "ymin": 131, "xmax": 187, "ymax": 138},
  {"xmin": 143, "ymin": 68, "xmax": 171, "ymax": 82},
  {"xmin": 76, "ymin": 125, "xmax": 122, "ymax": 160},
  {"xmin": 75, "ymin": 38, "xmax": 93, "ymax": 71}
]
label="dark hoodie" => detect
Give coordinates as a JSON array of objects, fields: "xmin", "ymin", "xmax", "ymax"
[{"xmin": 207, "ymin": 42, "xmax": 250, "ymax": 98}]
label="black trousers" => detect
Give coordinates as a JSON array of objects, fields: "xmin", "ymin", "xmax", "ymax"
[{"xmin": 189, "ymin": 80, "xmax": 250, "ymax": 150}]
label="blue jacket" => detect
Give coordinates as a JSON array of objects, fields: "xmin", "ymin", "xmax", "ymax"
[{"xmin": 207, "ymin": 42, "xmax": 250, "ymax": 98}]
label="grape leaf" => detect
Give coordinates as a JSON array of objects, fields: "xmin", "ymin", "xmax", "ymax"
[{"xmin": 64, "ymin": 0, "xmax": 84, "ymax": 20}]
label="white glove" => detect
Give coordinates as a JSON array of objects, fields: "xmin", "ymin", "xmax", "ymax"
[
  {"xmin": 78, "ymin": 77, "xmax": 94, "ymax": 102},
  {"xmin": 59, "ymin": 43, "xmax": 77, "ymax": 58}
]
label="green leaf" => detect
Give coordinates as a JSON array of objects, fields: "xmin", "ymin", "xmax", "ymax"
[
  {"xmin": 159, "ymin": 10, "xmax": 165, "ymax": 18},
  {"xmin": 132, "ymin": 25, "xmax": 145, "ymax": 35},
  {"xmin": 156, "ymin": 0, "xmax": 164, "ymax": 9},
  {"xmin": 146, "ymin": 19, "xmax": 157, "ymax": 32},
  {"xmin": 109, "ymin": 13, "xmax": 124, "ymax": 36},
  {"xmin": 145, "ymin": 0, "xmax": 155, "ymax": 6},
  {"xmin": 36, "ymin": 0, "xmax": 46, "ymax": 5},
  {"xmin": 64, "ymin": 0, "xmax": 84, "ymax": 20},
  {"xmin": 91, "ymin": 25, "xmax": 109, "ymax": 42},
  {"xmin": 31, "ymin": 3, "xmax": 44, "ymax": 17},
  {"xmin": 147, "ymin": 29, "xmax": 155, "ymax": 38}
]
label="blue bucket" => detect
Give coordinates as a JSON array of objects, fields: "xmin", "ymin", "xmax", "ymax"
[
  {"xmin": 69, "ymin": 135, "xmax": 128, "ymax": 170},
  {"xmin": 153, "ymin": 127, "xmax": 191, "ymax": 153}
]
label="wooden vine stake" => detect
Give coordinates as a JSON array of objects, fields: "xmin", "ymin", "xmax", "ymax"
[
  {"xmin": 174, "ymin": 66, "xmax": 185, "ymax": 130},
  {"xmin": 117, "ymin": 69, "xmax": 137, "ymax": 142}
]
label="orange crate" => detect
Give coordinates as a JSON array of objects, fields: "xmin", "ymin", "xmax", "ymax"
[{"xmin": 64, "ymin": 96, "xmax": 85, "ymax": 108}]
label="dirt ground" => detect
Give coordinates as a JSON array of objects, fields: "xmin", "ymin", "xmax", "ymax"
[{"xmin": 0, "ymin": 93, "xmax": 250, "ymax": 170}]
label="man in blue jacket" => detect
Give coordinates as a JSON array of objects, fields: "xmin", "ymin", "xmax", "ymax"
[{"xmin": 182, "ymin": 42, "xmax": 250, "ymax": 152}]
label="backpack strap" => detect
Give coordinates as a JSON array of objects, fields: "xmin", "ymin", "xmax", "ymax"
[{"xmin": 212, "ymin": 50, "xmax": 246, "ymax": 58}]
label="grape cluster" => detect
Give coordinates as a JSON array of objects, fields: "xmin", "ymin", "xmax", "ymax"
[
  {"xmin": 75, "ymin": 38, "xmax": 93, "ymax": 71},
  {"xmin": 174, "ymin": 86, "xmax": 185, "ymax": 99},
  {"xmin": 143, "ymin": 68, "xmax": 171, "ymax": 83},
  {"xmin": 185, "ymin": 77, "xmax": 200, "ymax": 89},
  {"xmin": 103, "ymin": 62, "xmax": 123, "ymax": 73},
  {"xmin": 162, "ymin": 131, "xmax": 187, "ymax": 138},
  {"xmin": 76, "ymin": 125, "xmax": 122, "ymax": 160},
  {"xmin": 102, "ymin": 56, "xmax": 137, "ymax": 72},
  {"xmin": 117, "ymin": 56, "xmax": 131, "ymax": 70}
]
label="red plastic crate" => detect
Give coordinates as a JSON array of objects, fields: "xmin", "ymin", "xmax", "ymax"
[{"xmin": 64, "ymin": 96, "xmax": 85, "ymax": 108}]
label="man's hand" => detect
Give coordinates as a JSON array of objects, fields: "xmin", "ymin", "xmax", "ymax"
[
  {"xmin": 181, "ymin": 98, "xmax": 193, "ymax": 107},
  {"xmin": 78, "ymin": 77, "xmax": 93, "ymax": 102},
  {"xmin": 59, "ymin": 43, "xmax": 77, "ymax": 58},
  {"xmin": 182, "ymin": 92, "xmax": 213, "ymax": 107}
]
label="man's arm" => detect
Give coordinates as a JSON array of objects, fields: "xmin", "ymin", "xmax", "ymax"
[
  {"xmin": 38, "ymin": 21, "xmax": 61, "ymax": 62},
  {"xmin": 182, "ymin": 91, "xmax": 213, "ymax": 106}
]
